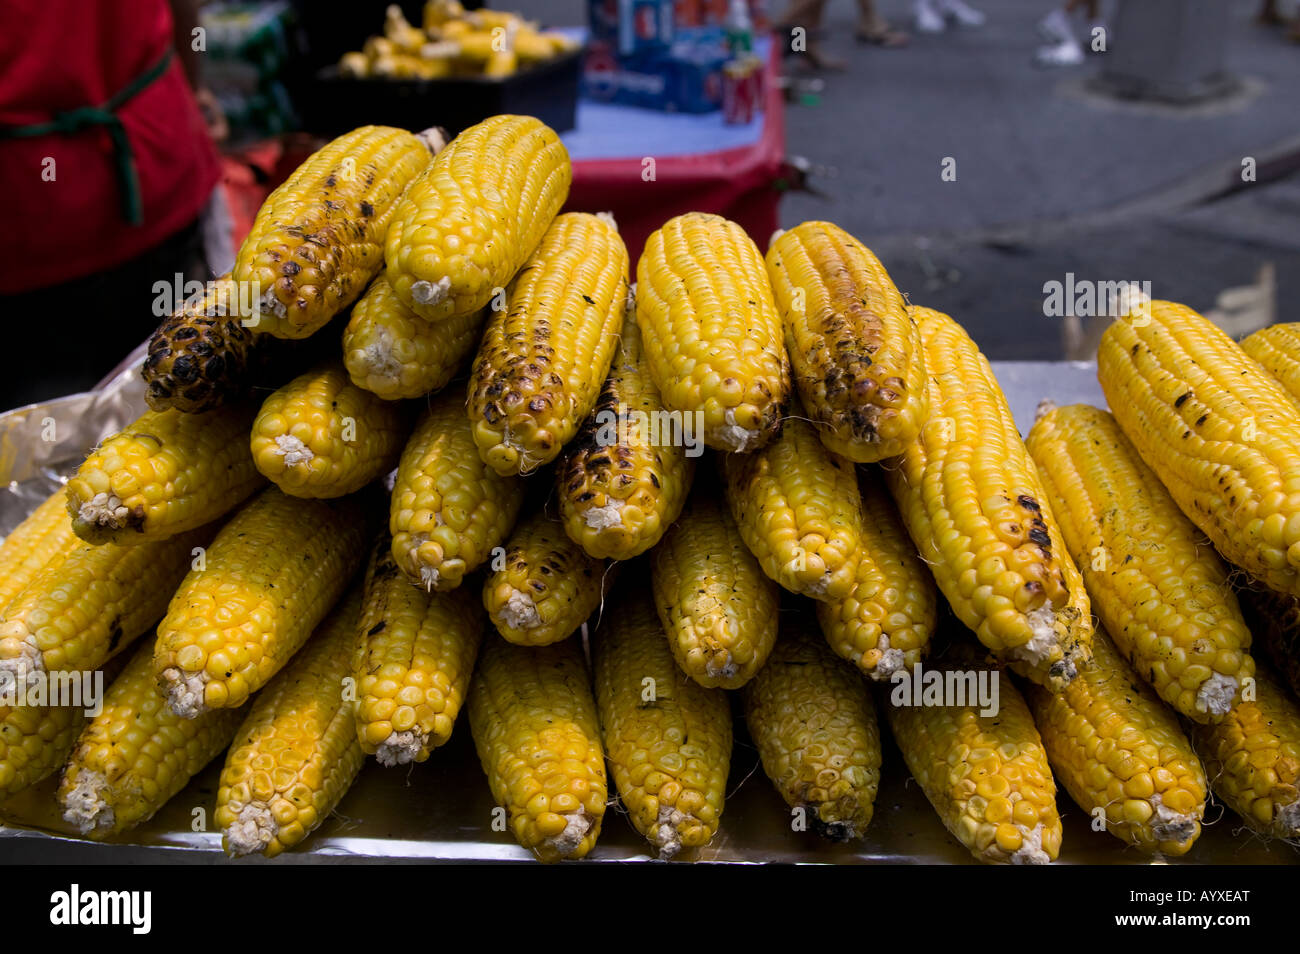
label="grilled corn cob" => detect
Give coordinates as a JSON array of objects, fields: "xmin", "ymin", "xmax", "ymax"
[
  {"xmin": 1098, "ymin": 301, "xmax": 1300, "ymax": 599},
  {"xmin": 636, "ymin": 212, "xmax": 790, "ymax": 452},
  {"xmin": 651, "ymin": 487, "xmax": 779, "ymax": 689},
  {"xmin": 215, "ymin": 587, "xmax": 365, "ymax": 857},
  {"xmin": 386, "ymin": 115, "xmax": 572, "ymax": 321},
  {"xmin": 1026, "ymin": 401, "xmax": 1254, "ymax": 720},
  {"xmin": 483, "ymin": 511, "xmax": 608, "ymax": 646},
  {"xmin": 390, "ymin": 391, "xmax": 525, "ymax": 591},
  {"xmin": 343, "ymin": 274, "xmax": 484, "ymax": 400},
  {"xmin": 0, "ymin": 487, "xmax": 78, "ymax": 613},
  {"xmin": 467, "ymin": 635, "xmax": 606, "ymax": 862},
  {"xmin": 1236, "ymin": 582, "xmax": 1300, "ymax": 698},
  {"xmin": 0, "ymin": 700, "xmax": 85, "ymax": 801},
  {"xmin": 1028, "ymin": 630, "xmax": 1207, "ymax": 855},
  {"xmin": 1240, "ymin": 322, "xmax": 1300, "ymax": 406},
  {"xmin": 468, "ymin": 212, "xmax": 629, "ymax": 475},
  {"xmin": 815, "ymin": 470, "xmax": 936, "ymax": 679},
  {"xmin": 744, "ymin": 622, "xmax": 880, "ymax": 841},
  {"xmin": 885, "ymin": 641, "xmax": 1062, "ymax": 864},
  {"xmin": 353, "ymin": 534, "xmax": 483, "ymax": 764},
  {"xmin": 251, "ymin": 361, "xmax": 409, "ymax": 498},
  {"xmin": 593, "ymin": 590, "xmax": 731, "ymax": 859},
  {"xmin": 155, "ymin": 487, "xmax": 370, "ymax": 717},
  {"xmin": 66, "ymin": 404, "xmax": 262, "ymax": 544},
  {"xmin": 556, "ymin": 309, "xmax": 695, "ymax": 561},
  {"xmin": 722, "ymin": 410, "xmax": 864, "ymax": 601},
  {"xmin": 1189, "ymin": 666, "xmax": 1300, "ymax": 839},
  {"xmin": 883, "ymin": 306, "xmax": 1091, "ymax": 691},
  {"xmin": 765, "ymin": 221, "xmax": 927, "ymax": 462},
  {"xmin": 236, "ymin": 125, "xmax": 437, "ymax": 338}
]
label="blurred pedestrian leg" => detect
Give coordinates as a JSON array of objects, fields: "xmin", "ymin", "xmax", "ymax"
[
  {"xmin": 915, "ymin": 0, "xmax": 985, "ymax": 34},
  {"xmin": 1036, "ymin": 0, "xmax": 1102, "ymax": 66},
  {"xmin": 773, "ymin": 0, "xmax": 846, "ymax": 69},
  {"xmin": 856, "ymin": 0, "xmax": 909, "ymax": 45}
]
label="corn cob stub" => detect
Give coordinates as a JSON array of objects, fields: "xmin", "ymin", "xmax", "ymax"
[
  {"xmin": 353, "ymin": 534, "xmax": 484, "ymax": 765},
  {"xmin": 765, "ymin": 221, "xmax": 928, "ymax": 462},
  {"xmin": 66, "ymin": 404, "xmax": 263, "ymax": 544},
  {"xmin": 744, "ymin": 621, "xmax": 881, "ymax": 840},
  {"xmin": 1097, "ymin": 301, "xmax": 1300, "ymax": 599},
  {"xmin": 155, "ymin": 486, "xmax": 371, "ymax": 718},
  {"xmin": 1240, "ymin": 322, "xmax": 1300, "ymax": 407},
  {"xmin": 216, "ymin": 587, "xmax": 366, "ymax": 858},
  {"xmin": 1025, "ymin": 401, "xmax": 1254, "ymax": 721},
  {"xmin": 636, "ymin": 212, "xmax": 791, "ymax": 453},
  {"xmin": 251, "ymin": 361, "xmax": 410, "ymax": 498},
  {"xmin": 468, "ymin": 211, "xmax": 629, "ymax": 476},
  {"xmin": 235, "ymin": 125, "xmax": 438, "ymax": 338},
  {"xmin": 1027, "ymin": 630, "xmax": 1207, "ymax": 856},
  {"xmin": 883, "ymin": 306, "xmax": 1092, "ymax": 691},
  {"xmin": 0, "ymin": 486, "xmax": 79, "ymax": 613},
  {"xmin": 386, "ymin": 114, "xmax": 572, "ymax": 321},
  {"xmin": 467, "ymin": 635, "xmax": 607, "ymax": 862}
]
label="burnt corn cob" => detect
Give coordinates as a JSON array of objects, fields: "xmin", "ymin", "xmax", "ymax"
[
  {"xmin": 1098, "ymin": 301, "xmax": 1300, "ymax": 599},
  {"xmin": 1027, "ymin": 630, "xmax": 1207, "ymax": 856},
  {"xmin": 0, "ymin": 487, "xmax": 79, "ymax": 613},
  {"xmin": 744, "ymin": 622, "xmax": 881, "ymax": 841},
  {"xmin": 215, "ymin": 587, "xmax": 366, "ymax": 858},
  {"xmin": 250, "ymin": 361, "xmax": 409, "ymax": 498},
  {"xmin": 468, "ymin": 212, "xmax": 629, "ymax": 475},
  {"xmin": 1026, "ymin": 401, "xmax": 1254, "ymax": 720},
  {"xmin": 1236, "ymin": 582, "xmax": 1300, "ymax": 698},
  {"xmin": 390, "ymin": 390, "xmax": 525, "ymax": 591},
  {"xmin": 556, "ymin": 308, "xmax": 695, "ymax": 561},
  {"xmin": 342, "ymin": 274, "xmax": 484, "ymax": 400},
  {"xmin": 353, "ymin": 534, "xmax": 484, "ymax": 764},
  {"xmin": 815, "ymin": 469, "xmax": 937, "ymax": 679},
  {"xmin": 636, "ymin": 212, "xmax": 790, "ymax": 452},
  {"xmin": 236, "ymin": 125, "xmax": 438, "ymax": 338},
  {"xmin": 1240, "ymin": 322, "xmax": 1300, "ymax": 406},
  {"xmin": 66, "ymin": 404, "xmax": 263, "ymax": 544},
  {"xmin": 722, "ymin": 410, "xmax": 864, "ymax": 601},
  {"xmin": 765, "ymin": 221, "xmax": 927, "ymax": 462},
  {"xmin": 386, "ymin": 115, "xmax": 572, "ymax": 321},
  {"xmin": 651, "ymin": 487, "xmax": 780, "ymax": 689},
  {"xmin": 594, "ymin": 590, "xmax": 732, "ymax": 859},
  {"xmin": 883, "ymin": 306, "xmax": 1091, "ymax": 691},
  {"xmin": 154, "ymin": 487, "xmax": 370, "ymax": 717},
  {"xmin": 467, "ymin": 635, "xmax": 606, "ymax": 862}
]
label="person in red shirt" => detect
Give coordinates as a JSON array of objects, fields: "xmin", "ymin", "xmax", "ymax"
[{"xmin": 0, "ymin": 0, "xmax": 223, "ymax": 410}]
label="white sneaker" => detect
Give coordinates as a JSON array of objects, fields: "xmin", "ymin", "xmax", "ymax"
[
  {"xmin": 1035, "ymin": 38, "xmax": 1085, "ymax": 66},
  {"xmin": 1037, "ymin": 8, "xmax": 1073, "ymax": 42},
  {"xmin": 939, "ymin": 0, "xmax": 985, "ymax": 27},
  {"xmin": 915, "ymin": 0, "xmax": 945, "ymax": 32}
]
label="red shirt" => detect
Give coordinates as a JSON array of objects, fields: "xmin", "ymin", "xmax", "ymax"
[{"xmin": 0, "ymin": 0, "xmax": 221, "ymax": 293}]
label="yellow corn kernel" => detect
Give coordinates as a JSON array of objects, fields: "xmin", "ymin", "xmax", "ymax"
[
  {"xmin": 1241, "ymin": 322, "xmax": 1300, "ymax": 407},
  {"xmin": 0, "ymin": 487, "xmax": 78, "ymax": 613}
]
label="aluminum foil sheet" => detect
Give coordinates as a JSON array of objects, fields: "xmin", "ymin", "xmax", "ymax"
[{"xmin": 0, "ymin": 359, "xmax": 1295, "ymax": 864}]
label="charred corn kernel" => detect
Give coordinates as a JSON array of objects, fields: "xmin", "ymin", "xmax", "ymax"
[
  {"xmin": 1028, "ymin": 630, "xmax": 1207, "ymax": 855},
  {"xmin": 1236, "ymin": 582, "xmax": 1300, "ymax": 698},
  {"xmin": 467, "ymin": 635, "xmax": 606, "ymax": 862},
  {"xmin": 1241, "ymin": 323, "xmax": 1300, "ymax": 404},
  {"xmin": 556, "ymin": 308, "xmax": 694, "ymax": 560},
  {"xmin": 1027, "ymin": 402, "xmax": 1254, "ymax": 720},
  {"xmin": 390, "ymin": 391, "xmax": 525, "ymax": 591},
  {"xmin": 66, "ymin": 405, "xmax": 262, "ymax": 544},
  {"xmin": 636, "ymin": 212, "xmax": 791, "ymax": 452},
  {"xmin": 251, "ymin": 361, "xmax": 409, "ymax": 498},
  {"xmin": 343, "ymin": 275, "xmax": 484, "ymax": 400},
  {"xmin": 216, "ymin": 587, "xmax": 365, "ymax": 858},
  {"xmin": 722, "ymin": 410, "xmax": 864, "ymax": 601},
  {"xmin": 885, "ymin": 641, "xmax": 1062, "ymax": 864},
  {"xmin": 155, "ymin": 487, "xmax": 370, "ymax": 718},
  {"xmin": 353, "ymin": 534, "xmax": 483, "ymax": 764},
  {"xmin": 0, "ymin": 488, "xmax": 78, "ymax": 613},
  {"xmin": 469, "ymin": 212, "xmax": 629, "ymax": 475},
  {"xmin": 386, "ymin": 115, "xmax": 571, "ymax": 321},
  {"xmin": 0, "ymin": 525, "xmax": 213, "ymax": 687},
  {"xmin": 236, "ymin": 125, "xmax": 436, "ymax": 338},
  {"xmin": 744, "ymin": 622, "xmax": 880, "ymax": 841},
  {"xmin": 815, "ymin": 470, "xmax": 937, "ymax": 679},
  {"xmin": 765, "ymin": 221, "xmax": 927, "ymax": 462},
  {"xmin": 652, "ymin": 487, "xmax": 779, "ymax": 689},
  {"xmin": 1189, "ymin": 666, "xmax": 1300, "ymax": 839},
  {"xmin": 0, "ymin": 700, "xmax": 85, "ymax": 800},
  {"xmin": 883, "ymin": 307, "xmax": 1092, "ymax": 691},
  {"xmin": 483, "ymin": 512, "xmax": 609, "ymax": 646},
  {"xmin": 594, "ymin": 590, "xmax": 731, "ymax": 859},
  {"xmin": 59, "ymin": 640, "xmax": 244, "ymax": 837},
  {"xmin": 1098, "ymin": 301, "xmax": 1300, "ymax": 599}
]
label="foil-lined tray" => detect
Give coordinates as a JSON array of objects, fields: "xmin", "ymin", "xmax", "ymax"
[{"xmin": 0, "ymin": 357, "xmax": 1294, "ymax": 864}]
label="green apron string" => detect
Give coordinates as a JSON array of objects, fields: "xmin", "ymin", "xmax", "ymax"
[{"xmin": 0, "ymin": 47, "xmax": 175, "ymax": 226}]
